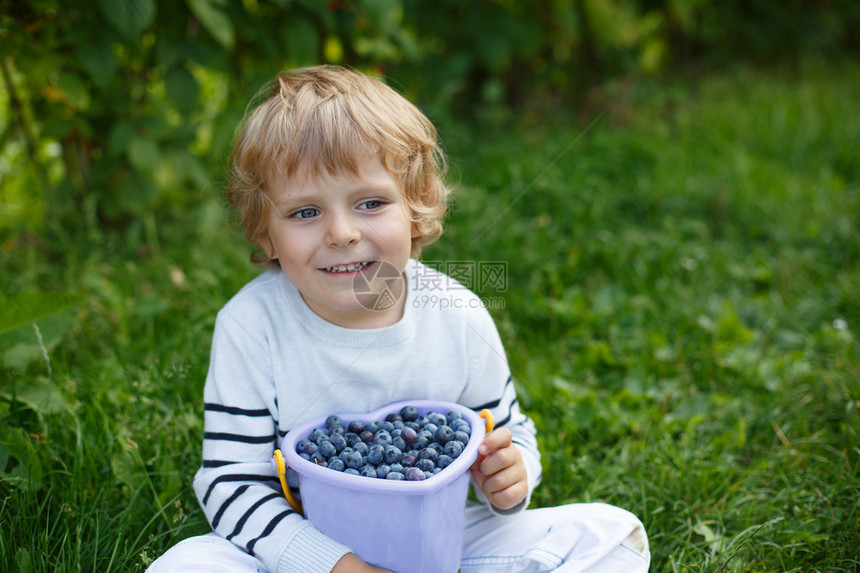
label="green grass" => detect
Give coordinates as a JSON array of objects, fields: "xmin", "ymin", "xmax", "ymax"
[{"xmin": 2, "ymin": 59, "xmax": 858, "ymax": 572}]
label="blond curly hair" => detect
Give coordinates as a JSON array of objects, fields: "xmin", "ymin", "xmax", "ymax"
[{"xmin": 226, "ymin": 65, "xmax": 450, "ymax": 262}]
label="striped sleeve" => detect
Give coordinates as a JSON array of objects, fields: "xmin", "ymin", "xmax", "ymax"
[
  {"xmin": 460, "ymin": 308, "xmax": 542, "ymax": 514},
  {"xmin": 192, "ymin": 309, "xmax": 351, "ymax": 573}
]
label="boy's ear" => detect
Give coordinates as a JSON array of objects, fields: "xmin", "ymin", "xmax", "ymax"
[{"xmin": 257, "ymin": 234, "xmax": 277, "ymax": 260}]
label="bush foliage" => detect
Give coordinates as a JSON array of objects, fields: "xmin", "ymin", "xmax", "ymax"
[{"xmin": 2, "ymin": 0, "xmax": 858, "ymax": 234}]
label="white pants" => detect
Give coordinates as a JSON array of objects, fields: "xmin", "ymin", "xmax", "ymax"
[{"xmin": 148, "ymin": 501, "xmax": 649, "ymax": 573}]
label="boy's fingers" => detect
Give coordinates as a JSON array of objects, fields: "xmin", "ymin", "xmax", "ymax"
[
  {"xmin": 474, "ymin": 443, "xmax": 518, "ymax": 476},
  {"xmin": 478, "ymin": 427, "xmax": 512, "ymax": 456}
]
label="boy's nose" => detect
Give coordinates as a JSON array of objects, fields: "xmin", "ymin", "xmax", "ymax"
[{"xmin": 325, "ymin": 212, "xmax": 361, "ymax": 248}]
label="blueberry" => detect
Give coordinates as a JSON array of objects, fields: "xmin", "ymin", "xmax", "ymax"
[
  {"xmin": 392, "ymin": 436, "xmax": 407, "ymax": 451},
  {"xmin": 404, "ymin": 467, "xmax": 426, "ymax": 481},
  {"xmin": 386, "ymin": 471, "xmax": 405, "ymax": 480},
  {"xmin": 451, "ymin": 419, "xmax": 471, "ymax": 434},
  {"xmin": 400, "ymin": 454, "xmax": 416, "ymax": 468},
  {"xmin": 308, "ymin": 428, "xmax": 328, "ymax": 444},
  {"xmin": 416, "ymin": 458, "xmax": 435, "ymax": 472},
  {"xmin": 359, "ymin": 464, "xmax": 377, "ymax": 478},
  {"xmin": 446, "ymin": 410, "xmax": 462, "ymax": 424},
  {"xmin": 413, "ymin": 431, "xmax": 432, "ymax": 449},
  {"xmin": 436, "ymin": 454, "xmax": 454, "ymax": 469},
  {"xmin": 360, "ymin": 430, "xmax": 375, "ymax": 443},
  {"xmin": 318, "ymin": 439, "xmax": 336, "ymax": 459},
  {"xmin": 325, "ymin": 414, "xmax": 343, "ymax": 429},
  {"xmin": 434, "ymin": 425, "xmax": 454, "ymax": 445},
  {"xmin": 427, "ymin": 412, "xmax": 447, "ymax": 427},
  {"xmin": 296, "ymin": 439, "xmax": 317, "ymax": 456},
  {"xmin": 340, "ymin": 450, "xmax": 363, "ymax": 469},
  {"xmin": 329, "ymin": 432, "xmax": 347, "ymax": 453},
  {"xmin": 367, "ymin": 444, "xmax": 385, "ymax": 466},
  {"xmin": 376, "ymin": 464, "xmax": 391, "ymax": 478},
  {"xmin": 373, "ymin": 430, "xmax": 393, "ymax": 446},
  {"xmin": 311, "ymin": 452, "xmax": 327, "ymax": 465},
  {"xmin": 384, "ymin": 445, "xmax": 402, "ymax": 465},
  {"xmin": 380, "ymin": 421, "xmax": 395, "ymax": 433},
  {"xmin": 423, "ymin": 423, "xmax": 439, "ymax": 436},
  {"xmin": 417, "ymin": 447, "xmax": 438, "ymax": 462},
  {"xmin": 389, "ymin": 463, "xmax": 404, "ymax": 474},
  {"xmin": 453, "ymin": 430, "xmax": 470, "ymax": 445},
  {"xmin": 299, "ymin": 452, "xmax": 311, "ymax": 461},
  {"xmin": 347, "ymin": 420, "xmax": 365, "ymax": 434},
  {"xmin": 400, "ymin": 405, "xmax": 419, "ymax": 422},
  {"xmin": 345, "ymin": 432, "xmax": 362, "ymax": 447},
  {"xmin": 344, "ymin": 468, "xmax": 360, "ymax": 476},
  {"xmin": 401, "ymin": 427, "xmax": 417, "ymax": 444},
  {"xmin": 353, "ymin": 441, "xmax": 369, "ymax": 456},
  {"xmin": 443, "ymin": 440, "xmax": 464, "ymax": 458},
  {"xmin": 385, "ymin": 412, "xmax": 402, "ymax": 423},
  {"xmin": 424, "ymin": 471, "xmax": 434, "ymax": 479},
  {"xmin": 328, "ymin": 457, "xmax": 345, "ymax": 471}
]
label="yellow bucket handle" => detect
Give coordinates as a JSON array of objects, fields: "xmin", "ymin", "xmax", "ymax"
[
  {"xmin": 480, "ymin": 409, "xmax": 494, "ymax": 434},
  {"xmin": 273, "ymin": 449, "xmax": 304, "ymax": 515}
]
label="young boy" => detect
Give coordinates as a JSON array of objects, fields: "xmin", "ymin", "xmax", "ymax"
[{"xmin": 148, "ymin": 65, "xmax": 649, "ymax": 573}]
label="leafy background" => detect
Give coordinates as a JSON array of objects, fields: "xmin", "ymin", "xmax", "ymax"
[{"xmin": 1, "ymin": 0, "xmax": 858, "ymax": 571}]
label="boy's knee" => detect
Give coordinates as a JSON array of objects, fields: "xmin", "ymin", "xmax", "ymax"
[{"xmin": 146, "ymin": 533, "xmax": 266, "ymax": 573}]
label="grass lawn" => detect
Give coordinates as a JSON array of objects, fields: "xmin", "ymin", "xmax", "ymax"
[{"xmin": 2, "ymin": 58, "xmax": 858, "ymax": 571}]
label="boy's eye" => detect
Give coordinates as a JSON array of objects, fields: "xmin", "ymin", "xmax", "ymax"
[
  {"xmin": 292, "ymin": 207, "xmax": 319, "ymax": 220},
  {"xmin": 359, "ymin": 199, "xmax": 383, "ymax": 210}
]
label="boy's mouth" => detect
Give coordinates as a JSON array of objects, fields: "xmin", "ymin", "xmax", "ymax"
[{"xmin": 322, "ymin": 261, "xmax": 372, "ymax": 273}]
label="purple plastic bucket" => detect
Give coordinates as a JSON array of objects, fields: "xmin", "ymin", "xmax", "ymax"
[{"xmin": 279, "ymin": 400, "xmax": 489, "ymax": 573}]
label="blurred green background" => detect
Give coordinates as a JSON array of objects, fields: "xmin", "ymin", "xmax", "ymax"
[
  {"xmin": 2, "ymin": 1, "xmax": 859, "ymax": 572},
  {"xmin": 2, "ymin": 0, "xmax": 857, "ymax": 245}
]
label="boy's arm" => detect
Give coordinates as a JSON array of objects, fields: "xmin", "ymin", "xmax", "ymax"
[
  {"xmin": 193, "ymin": 310, "xmax": 352, "ymax": 573},
  {"xmin": 459, "ymin": 307, "xmax": 542, "ymax": 514}
]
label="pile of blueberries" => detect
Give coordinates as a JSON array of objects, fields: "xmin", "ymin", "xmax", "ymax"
[{"xmin": 294, "ymin": 405, "xmax": 472, "ymax": 481}]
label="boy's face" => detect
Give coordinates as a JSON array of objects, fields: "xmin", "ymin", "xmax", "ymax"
[{"xmin": 258, "ymin": 155, "xmax": 416, "ymax": 328}]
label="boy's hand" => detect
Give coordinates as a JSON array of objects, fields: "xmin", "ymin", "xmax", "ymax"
[
  {"xmin": 332, "ymin": 553, "xmax": 391, "ymax": 573},
  {"xmin": 469, "ymin": 427, "xmax": 528, "ymax": 511}
]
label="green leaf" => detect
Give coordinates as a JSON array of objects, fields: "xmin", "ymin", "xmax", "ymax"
[
  {"xmin": 693, "ymin": 521, "xmax": 718, "ymax": 543},
  {"xmin": 56, "ymin": 73, "xmax": 90, "ymax": 109},
  {"xmin": 0, "ymin": 293, "xmax": 82, "ymax": 370},
  {"xmin": 0, "ymin": 427, "xmax": 44, "ymax": 490},
  {"xmin": 101, "ymin": 170, "xmax": 159, "ymax": 217},
  {"xmin": 14, "ymin": 548, "xmax": 34, "ymax": 573},
  {"xmin": 127, "ymin": 137, "xmax": 161, "ymax": 172},
  {"xmin": 98, "ymin": 0, "xmax": 156, "ymax": 40},
  {"xmin": 0, "ymin": 292, "xmax": 83, "ymax": 336},
  {"xmin": 282, "ymin": 17, "xmax": 319, "ymax": 65},
  {"xmin": 186, "ymin": 0, "xmax": 235, "ymax": 49},
  {"xmin": 77, "ymin": 38, "xmax": 120, "ymax": 87},
  {"xmin": 108, "ymin": 120, "xmax": 137, "ymax": 157},
  {"xmin": 165, "ymin": 65, "xmax": 200, "ymax": 114},
  {"xmin": 0, "ymin": 376, "xmax": 70, "ymax": 417}
]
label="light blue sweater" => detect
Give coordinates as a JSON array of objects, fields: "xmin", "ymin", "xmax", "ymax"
[{"xmin": 193, "ymin": 260, "xmax": 541, "ymax": 573}]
